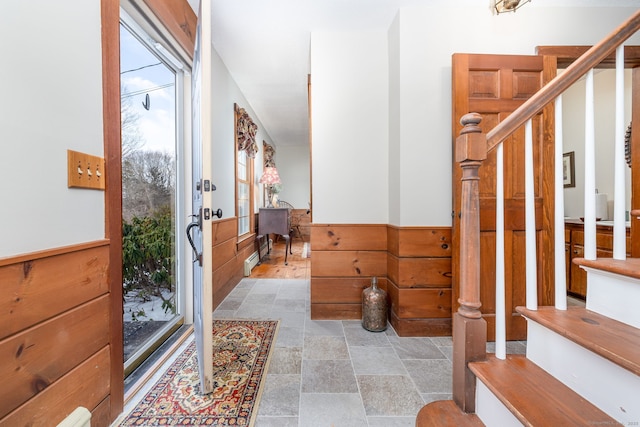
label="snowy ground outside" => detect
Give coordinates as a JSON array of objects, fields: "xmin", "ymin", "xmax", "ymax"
[{"xmin": 123, "ymin": 288, "xmax": 176, "ymax": 322}]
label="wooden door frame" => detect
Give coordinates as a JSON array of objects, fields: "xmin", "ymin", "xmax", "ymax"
[
  {"xmin": 537, "ymin": 46, "xmax": 640, "ymax": 257},
  {"xmin": 102, "ymin": 0, "xmax": 196, "ymax": 422},
  {"xmin": 102, "ymin": 0, "xmax": 123, "ymax": 421}
]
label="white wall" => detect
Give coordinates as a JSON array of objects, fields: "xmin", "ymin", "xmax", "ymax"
[
  {"xmin": 310, "ymin": 31, "xmax": 389, "ymax": 224},
  {"xmin": 562, "ymin": 69, "xmax": 633, "ymax": 219},
  {"xmin": 209, "ymin": 46, "xmax": 276, "ymax": 219},
  {"xmin": 0, "ymin": 1, "xmax": 104, "ymax": 257},
  {"xmin": 388, "ymin": 14, "xmax": 402, "ymax": 225},
  {"xmin": 310, "ymin": 4, "xmax": 640, "ymax": 227},
  {"xmin": 276, "ymin": 145, "xmax": 310, "ymax": 209}
]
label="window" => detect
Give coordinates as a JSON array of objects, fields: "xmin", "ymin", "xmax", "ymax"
[
  {"xmin": 235, "ymin": 104, "xmax": 257, "ymax": 238},
  {"xmin": 237, "ymin": 149, "xmax": 251, "ymax": 236}
]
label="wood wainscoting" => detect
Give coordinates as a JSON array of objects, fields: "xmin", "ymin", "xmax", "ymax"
[
  {"xmin": 212, "ymin": 217, "xmax": 255, "ymax": 309},
  {"xmin": 310, "ymin": 224, "xmax": 453, "ymax": 337},
  {"xmin": 310, "ymin": 224, "xmax": 388, "ymax": 320},
  {"xmin": 387, "ymin": 226, "xmax": 453, "ymax": 336},
  {"xmin": 0, "ymin": 241, "xmax": 113, "ymax": 425}
]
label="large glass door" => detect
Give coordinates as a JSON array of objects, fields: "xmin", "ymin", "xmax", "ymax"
[
  {"xmin": 190, "ymin": 0, "xmax": 214, "ymax": 394},
  {"xmin": 120, "ymin": 14, "xmax": 186, "ymax": 376}
]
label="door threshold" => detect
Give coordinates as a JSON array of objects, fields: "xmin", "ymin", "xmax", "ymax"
[{"xmin": 124, "ymin": 324, "xmax": 194, "ymax": 404}]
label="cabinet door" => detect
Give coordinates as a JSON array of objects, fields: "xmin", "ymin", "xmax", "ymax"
[
  {"xmin": 565, "ymin": 242, "xmax": 571, "ymax": 292},
  {"xmin": 570, "ymin": 243, "xmax": 587, "ymax": 298}
]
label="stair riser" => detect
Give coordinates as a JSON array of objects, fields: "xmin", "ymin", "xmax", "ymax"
[
  {"xmin": 475, "ymin": 380, "xmax": 522, "ymax": 427},
  {"xmin": 583, "ymin": 266, "xmax": 640, "ymax": 329},
  {"xmin": 526, "ymin": 320, "xmax": 640, "ymax": 424}
]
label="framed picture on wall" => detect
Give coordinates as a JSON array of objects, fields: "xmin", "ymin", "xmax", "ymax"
[{"xmin": 563, "ymin": 151, "xmax": 575, "ymax": 188}]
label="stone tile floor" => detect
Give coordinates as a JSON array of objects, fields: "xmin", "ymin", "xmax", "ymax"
[
  {"xmin": 122, "ymin": 277, "xmax": 528, "ymax": 427},
  {"xmin": 215, "ymin": 278, "xmax": 527, "ymax": 427}
]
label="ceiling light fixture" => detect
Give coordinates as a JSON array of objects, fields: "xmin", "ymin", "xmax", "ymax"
[{"xmin": 493, "ymin": 0, "xmax": 531, "ymax": 14}]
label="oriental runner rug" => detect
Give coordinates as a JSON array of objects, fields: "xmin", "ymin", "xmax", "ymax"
[{"xmin": 120, "ymin": 319, "xmax": 279, "ymax": 426}]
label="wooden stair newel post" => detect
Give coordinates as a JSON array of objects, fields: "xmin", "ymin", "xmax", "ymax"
[{"xmin": 453, "ymin": 113, "xmax": 488, "ymax": 413}]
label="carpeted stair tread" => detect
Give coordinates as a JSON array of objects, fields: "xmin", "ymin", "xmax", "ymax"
[
  {"xmin": 415, "ymin": 400, "xmax": 484, "ymax": 427},
  {"xmin": 470, "ymin": 354, "xmax": 617, "ymax": 426},
  {"xmin": 517, "ymin": 306, "xmax": 640, "ymax": 376}
]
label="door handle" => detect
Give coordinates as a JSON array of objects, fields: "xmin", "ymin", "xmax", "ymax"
[{"xmin": 186, "ymin": 213, "xmax": 202, "ymax": 266}]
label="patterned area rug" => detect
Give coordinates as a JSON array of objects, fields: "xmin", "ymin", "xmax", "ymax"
[{"xmin": 120, "ymin": 319, "xmax": 279, "ymax": 426}]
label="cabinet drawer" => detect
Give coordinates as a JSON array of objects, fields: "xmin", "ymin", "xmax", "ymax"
[{"xmin": 570, "ymin": 230, "xmax": 630, "ymax": 252}]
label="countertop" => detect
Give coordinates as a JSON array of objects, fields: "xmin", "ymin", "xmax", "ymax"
[{"xmin": 565, "ymin": 218, "xmax": 631, "ymax": 228}]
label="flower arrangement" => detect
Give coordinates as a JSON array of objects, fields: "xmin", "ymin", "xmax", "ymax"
[{"xmin": 271, "ymin": 183, "xmax": 282, "ymax": 194}]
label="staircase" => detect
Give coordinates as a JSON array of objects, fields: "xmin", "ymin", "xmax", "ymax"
[
  {"xmin": 417, "ymin": 10, "xmax": 640, "ymax": 427},
  {"xmin": 471, "ymin": 267, "xmax": 640, "ymax": 426}
]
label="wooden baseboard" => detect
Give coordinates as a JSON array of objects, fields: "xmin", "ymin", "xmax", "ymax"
[{"xmin": 389, "ymin": 310, "xmax": 452, "ymax": 337}]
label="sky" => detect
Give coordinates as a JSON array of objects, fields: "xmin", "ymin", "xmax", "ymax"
[{"xmin": 120, "ymin": 24, "xmax": 177, "ymax": 154}]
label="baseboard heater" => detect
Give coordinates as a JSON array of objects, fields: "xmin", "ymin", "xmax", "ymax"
[
  {"xmin": 243, "ymin": 239, "xmax": 270, "ymax": 276},
  {"xmin": 56, "ymin": 407, "xmax": 91, "ymax": 427},
  {"xmin": 244, "ymin": 251, "xmax": 260, "ymax": 276}
]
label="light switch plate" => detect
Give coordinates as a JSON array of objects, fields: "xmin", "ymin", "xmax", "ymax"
[{"xmin": 67, "ymin": 150, "xmax": 105, "ymax": 190}]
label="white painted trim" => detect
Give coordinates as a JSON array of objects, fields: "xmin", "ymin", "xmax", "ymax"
[
  {"xmin": 475, "ymin": 379, "xmax": 522, "ymax": 427},
  {"xmin": 584, "ymin": 266, "xmax": 640, "ymax": 328},
  {"xmin": 527, "ymin": 319, "xmax": 640, "ymax": 424}
]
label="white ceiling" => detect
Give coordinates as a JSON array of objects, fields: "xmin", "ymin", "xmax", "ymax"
[{"xmin": 188, "ymin": 0, "xmax": 639, "ymax": 148}]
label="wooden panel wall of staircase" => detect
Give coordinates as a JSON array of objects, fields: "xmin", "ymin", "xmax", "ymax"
[
  {"xmin": 387, "ymin": 227, "xmax": 453, "ymax": 336},
  {"xmin": 310, "ymin": 224, "xmax": 453, "ymax": 336},
  {"xmin": 0, "ymin": 242, "xmax": 112, "ymax": 425}
]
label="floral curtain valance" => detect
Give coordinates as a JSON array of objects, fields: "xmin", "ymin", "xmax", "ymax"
[
  {"xmin": 235, "ymin": 104, "xmax": 258, "ymax": 158},
  {"xmin": 263, "ymin": 141, "xmax": 275, "ymax": 168}
]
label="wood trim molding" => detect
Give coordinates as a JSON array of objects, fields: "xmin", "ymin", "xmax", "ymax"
[
  {"xmin": 142, "ymin": 0, "xmax": 196, "ymax": 58},
  {"xmin": 0, "ymin": 240, "xmax": 109, "ymax": 267},
  {"xmin": 101, "ymin": 0, "xmax": 124, "ymax": 421}
]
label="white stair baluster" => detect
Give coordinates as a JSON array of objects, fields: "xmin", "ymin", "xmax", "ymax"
[
  {"xmin": 584, "ymin": 69, "xmax": 597, "ymax": 260},
  {"xmin": 525, "ymin": 119, "xmax": 538, "ymax": 310},
  {"xmin": 555, "ymin": 96, "xmax": 567, "ymax": 310},
  {"xmin": 496, "ymin": 142, "xmax": 506, "ymax": 359},
  {"xmin": 613, "ymin": 45, "xmax": 627, "ymax": 260}
]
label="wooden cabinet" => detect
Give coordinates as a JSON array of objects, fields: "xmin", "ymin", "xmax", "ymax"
[{"xmin": 565, "ymin": 220, "xmax": 631, "ymax": 299}]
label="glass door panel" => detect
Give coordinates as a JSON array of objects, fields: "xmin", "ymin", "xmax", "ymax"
[{"xmin": 120, "ymin": 19, "xmax": 184, "ymax": 376}]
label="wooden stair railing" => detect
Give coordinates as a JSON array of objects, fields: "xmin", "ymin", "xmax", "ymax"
[
  {"xmin": 486, "ymin": 10, "xmax": 640, "ymax": 150},
  {"xmin": 449, "ymin": 8, "xmax": 640, "ymax": 416},
  {"xmin": 452, "ymin": 113, "xmax": 488, "ymax": 414}
]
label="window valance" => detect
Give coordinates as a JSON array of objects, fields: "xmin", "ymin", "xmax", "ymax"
[
  {"xmin": 235, "ymin": 104, "xmax": 258, "ymax": 158},
  {"xmin": 263, "ymin": 141, "xmax": 275, "ymax": 168}
]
